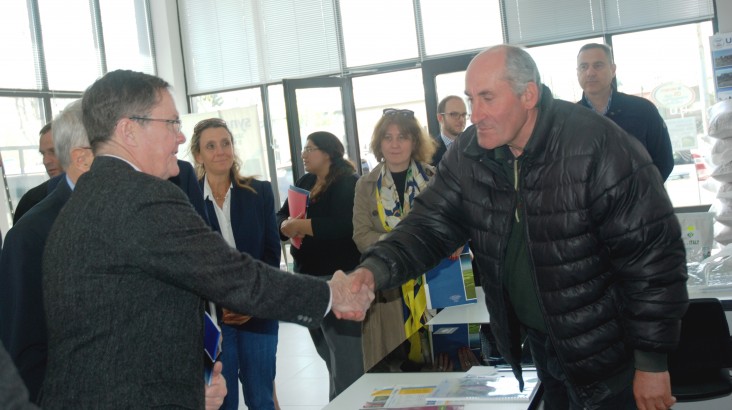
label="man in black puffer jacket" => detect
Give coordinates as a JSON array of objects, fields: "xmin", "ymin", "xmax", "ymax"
[{"xmin": 352, "ymin": 45, "xmax": 688, "ymax": 410}]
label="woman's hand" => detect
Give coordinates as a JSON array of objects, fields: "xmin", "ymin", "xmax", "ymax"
[
  {"xmin": 280, "ymin": 212, "xmax": 305, "ymax": 238},
  {"xmin": 222, "ymin": 308, "xmax": 252, "ymax": 326}
]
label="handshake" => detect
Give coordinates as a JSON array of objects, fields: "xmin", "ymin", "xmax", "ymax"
[{"xmin": 327, "ymin": 268, "xmax": 376, "ymax": 321}]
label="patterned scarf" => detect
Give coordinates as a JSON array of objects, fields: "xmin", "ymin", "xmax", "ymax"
[{"xmin": 375, "ymin": 160, "xmax": 430, "ymax": 362}]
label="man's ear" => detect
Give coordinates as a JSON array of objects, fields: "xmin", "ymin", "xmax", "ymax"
[
  {"xmin": 521, "ymin": 82, "xmax": 540, "ymax": 109},
  {"xmin": 70, "ymin": 147, "xmax": 93, "ymax": 173},
  {"xmin": 117, "ymin": 117, "xmax": 139, "ymax": 147}
]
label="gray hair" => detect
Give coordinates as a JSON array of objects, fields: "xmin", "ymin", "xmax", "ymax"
[
  {"xmin": 53, "ymin": 99, "xmax": 89, "ymax": 169},
  {"xmin": 497, "ymin": 45, "xmax": 543, "ymax": 99}
]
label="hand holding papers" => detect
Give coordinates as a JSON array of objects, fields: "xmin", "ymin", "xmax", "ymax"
[
  {"xmin": 286, "ymin": 186, "xmax": 309, "ymax": 249},
  {"xmin": 329, "ymin": 270, "xmax": 375, "ymax": 320},
  {"xmin": 203, "ymin": 311, "xmax": 222, "ymax": 385},
  {"xmin": 204, "ymin": 361, "xmax": 227, "ymax": 408}
]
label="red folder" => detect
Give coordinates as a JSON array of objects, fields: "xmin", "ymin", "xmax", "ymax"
[{"xmin": 287, "ymin": 185, "xmax": 310, "ymax": 249}]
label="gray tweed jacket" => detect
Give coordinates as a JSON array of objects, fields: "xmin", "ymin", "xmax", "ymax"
[{"xmin": 41, "ymin": 156, "xmax": 329, "ymax": 409}]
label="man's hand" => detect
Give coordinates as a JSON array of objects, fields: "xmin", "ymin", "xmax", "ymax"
[
  {"xmin": 448, "ymin": 246, "xmax": 463, "ymax": 261},
  {"xmin": 633, "ymin": 370, "xmax": 676, "ymax": 410},
  {"xmin": 205, "ymin": 361, "xmax": 227, "ymax": 410},
  {"xmin": 348, "ymin": 267, "xmax": 376, "ymax": 294},
  {"xmin": 328, "ymin": 270, "xmax": 374, "ymax": 320}
]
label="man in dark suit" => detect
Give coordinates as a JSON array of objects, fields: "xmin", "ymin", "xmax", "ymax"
[
  {"xmin": 431, "ymin": 95, "xmax": 468, "ymax": 166},
  {"xmin": 12, "ymin": 123, "xmax": 64, "ymax": 224},
  {"xmin": 40, "ymin": 70, "xmax": 373, "ymax": 409},
  {"xmin": 0, "ymin": 102, "xmax": 88, "ymax": 404}
]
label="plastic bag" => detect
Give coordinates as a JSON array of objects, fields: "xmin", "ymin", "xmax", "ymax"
[
  {"xmin": 711, "ymin": 138, "xmax": 732, "ymax": 166},
  {"xmin": 711, "ymin": 161, "xmax": 732, "ymax": 183},
  {"xmin": 677, "ymin": 212, "xmax": 714, "ymax": 285},
  {"xmin": 698, "ymin": 245, "xmax": 732, "ymax": 287},
  {"xmin": 708, "ymin": 99, "xmax": 732, "ymax": 138}
]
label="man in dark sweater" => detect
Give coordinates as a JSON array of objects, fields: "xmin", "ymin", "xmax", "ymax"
[{"xmin": 576, "ymin": 43, "xmax": 673, "ymax": 180}]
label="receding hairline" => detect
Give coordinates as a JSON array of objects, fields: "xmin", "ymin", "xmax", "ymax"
[{"xmin": 577, "ymin": 43, "xmax": 614, "ymax": 64}]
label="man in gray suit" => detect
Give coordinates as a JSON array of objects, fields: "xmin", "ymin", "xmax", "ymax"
[
  {"xmin": 2, "ymin": 100, "xmax": 227, "ymax": 408},
  {"xmin": 41, "ymin": 70, "xmax": 373, "ymax": 409}
]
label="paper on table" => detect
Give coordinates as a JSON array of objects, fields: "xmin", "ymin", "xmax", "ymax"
[
  {"xmin": 287, "ymin": 185, "xmax": 310, "ymax": 249},
  {"xmin": 426, "ymin": 374, "xmax": 540, "ymax": 403}
]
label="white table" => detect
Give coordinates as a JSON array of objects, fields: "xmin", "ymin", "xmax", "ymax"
[
  {"xmin": 426, "ymin": 286, "xmax": 490, "ymax": 326},
  {"xmin": 323, "ymin": 371, "xmax": 541, "ymax": 410}
]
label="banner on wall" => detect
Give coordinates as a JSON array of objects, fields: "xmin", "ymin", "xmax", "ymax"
[{"xmin": 711, "ymin": 32, "xmax": 732, "ymax": 101}]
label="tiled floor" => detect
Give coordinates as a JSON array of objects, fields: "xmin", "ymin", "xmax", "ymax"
[{"xmin": 237, "ymin": 321, "xmax": 330, "ymax": 410}]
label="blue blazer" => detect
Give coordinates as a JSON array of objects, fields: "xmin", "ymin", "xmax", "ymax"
[
  {"xmin": 0, "ymin": 177, "xmax": 72, "ymax": 404},
  {"xmin": 201, "ymin": 178, "xmax": 281, "ymax": 269}
]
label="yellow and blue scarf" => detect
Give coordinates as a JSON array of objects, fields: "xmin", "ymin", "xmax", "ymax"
[{"xmin": 375, "ymin": 160, "xmax": 430, "ymax": 362}]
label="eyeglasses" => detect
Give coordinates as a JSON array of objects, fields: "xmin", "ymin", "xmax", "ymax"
[
  {"xmin": 382, "ymin": 108, "xmax": 414, "ymax": 118},
  {"xmin": 302, "ymin": 147, "xmax": 320, "ymax": 154},
  {"xmin": 129, "ymin": 116, "xmax": 182, "ymax": 133},
  {"xmin": 440, "ymin": 112, "xmax": 469, "ymax": 120}
]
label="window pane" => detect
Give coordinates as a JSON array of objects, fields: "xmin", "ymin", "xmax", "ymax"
[
  {"xmin": 38, "ymin": 0, "xmax": 102, "ymax": 91},
  {"xmin": 340, "ymin": 0, "xmax": 418, "ymax": 67},
  {"xmin": 51, "ymin": 98, "xmax": 80, "ymax": 118},
  {"xmin": 267, "ymin": 84, "xmax": 292, "ymax": 208},
  {"xmin": 0, "ymin": 97, "xmax": 46, "ymax": 214},
  {"xmin": 179, "ymin": 0, "xmax": 261, "ymax": 94},
  {"xmin": 260, "ymin": 0, "xmax": 340, "ymax": 82},
  {"xmin": 99, "ymin": 0, "xmax": 155, "ymax": 74},
  {"xmin": 352, "ymin": 69, "xmax": 426, "ymax": 166},
  {"xmin": 527, "ymin": 38, "xmax": 603, "ymax": 102},
  {"xmin": 504, "ymin": 0, "xmax": 603, "ymax": 45},
  {"xmin": 295, "ymin": 87, "xmax": 348, "ymax": 155},
  {"xmin": 613, "ymin": 22, "xmax": 715, "ymax": 207},
  {"xmin": 435, "ymin": 71, "xmax": 472, "ymax": 129},
  {"xmin": 0, "ymin": 2, "xmax": 38, "ymax": 89},
  {"xmin": 421, "ymin": 0, "xmax": 503, "ymax": 56}
]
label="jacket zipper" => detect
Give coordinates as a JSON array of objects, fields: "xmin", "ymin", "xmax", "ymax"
[{"xmin": 517, "ymin": 160, "xmax": 584, "ymax": 402}]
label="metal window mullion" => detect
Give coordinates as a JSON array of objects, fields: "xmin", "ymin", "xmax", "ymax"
[
  {"xmin": 89, "ymin": 0, "xmax": 107, "ymax": 74},
  {"xmin": 413, "ymin": 0, "xmax": 426, "ymax": 60},
  {"xmin": 27, "ymin": 0, "xmax": 52, "ymax": 121}
]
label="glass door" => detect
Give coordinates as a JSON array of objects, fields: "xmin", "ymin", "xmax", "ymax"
[
  {"xmin": 421, "ymin": 54, "xmax": 477, "ymax": 137},
  {"xmin": 282, "ymin": 77, "xmax": 360, "ymax": 181}
]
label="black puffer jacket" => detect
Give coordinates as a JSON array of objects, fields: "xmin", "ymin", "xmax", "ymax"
[{"xmin": 360, "ymin": 86, "xmax": 688, "ymax": 405}]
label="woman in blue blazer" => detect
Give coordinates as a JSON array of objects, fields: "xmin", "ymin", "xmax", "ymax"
[{"xmin": 191, "ymin": 118, "xmax": 281, "ymax": 410}]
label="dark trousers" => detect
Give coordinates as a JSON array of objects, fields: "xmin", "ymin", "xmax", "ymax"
[
  {"xmin": 525, "ymin": 328, "xmax": 636, "ymax": 410},
  {"xmin": 310, "ymin": 311, "xmax": 364, "ymax": 400}
]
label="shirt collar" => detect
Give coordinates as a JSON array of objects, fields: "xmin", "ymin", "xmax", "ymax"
[
  {"xmin": 202, "ymin": 175, "xmax": 233, "ymax": 202},
  {"xmin": 65, "ymin": 174, "xmax": 76, "ymax": 191},
  {"xmin": 584, "ymin": 91, "xmax": 613, "ymax": 115},
  {"xmin": 99, "ymin": 154, "xmax": 141, "ymax": 171},
  {"xmin": 440, "ymin": 133, "xmax": 454, "ymax": 148}
]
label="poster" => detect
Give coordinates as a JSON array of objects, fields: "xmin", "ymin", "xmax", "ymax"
[{"xmin": 710, "ymin": 32, "xmax": 732, "ymax": 101}]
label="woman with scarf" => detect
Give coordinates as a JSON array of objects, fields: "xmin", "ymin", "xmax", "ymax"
[{"xmin": 352, "ymin": 108, "xmax": 440, "ymax": 372}]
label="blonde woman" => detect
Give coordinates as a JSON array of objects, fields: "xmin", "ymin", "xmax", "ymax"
[{"xmin": 190, "ymin": 118, "xmax": 280, "ymax": 410}]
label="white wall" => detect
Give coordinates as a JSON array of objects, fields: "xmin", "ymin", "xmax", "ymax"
[{"xmin": 149, "ymin": 1, "xmax": 188, "ymax": 115}]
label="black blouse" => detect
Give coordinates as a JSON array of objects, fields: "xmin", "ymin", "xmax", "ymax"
[{"xmin": 276, "ymin": 172, "xmax": 361, "ymax": 277}]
